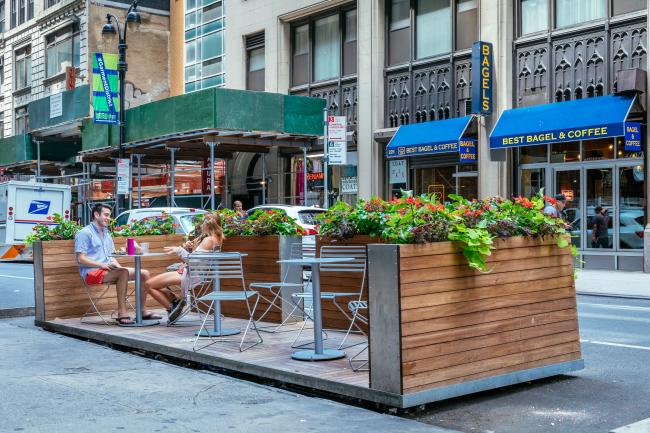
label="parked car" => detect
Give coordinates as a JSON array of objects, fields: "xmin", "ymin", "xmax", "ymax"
[
  {"xmin": 114, "ymin": 207, "xmax": 208, "ymax": 235},
  {"xmin": 246, "ymin": 205, "xmax": 326, "ymax": 235}
]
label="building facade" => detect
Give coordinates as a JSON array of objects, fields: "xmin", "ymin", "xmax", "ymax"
[{"xmin": 217, "ymin": 0, "xmax": 648, "ymax": 271}]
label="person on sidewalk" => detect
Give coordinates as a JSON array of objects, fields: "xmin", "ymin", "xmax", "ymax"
[
  {"xmin": 543, "ymin": 194, "xmax": 567, "ymax": 218},
  {"xmin": 75, "ymin": 203, "xmax": 159, "ymax": 325},
  {"xmin": 592, "ymin": 206, "xmax": 610, "ymax": 248},
  {"xmin": 144, "ymin": 214, "xmax": 225, "ymax": 322}
]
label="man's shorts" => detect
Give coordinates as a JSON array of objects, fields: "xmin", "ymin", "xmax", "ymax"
[{"xmin": 85, "ymin": 269, "xmax": 107, "ymax": 285}]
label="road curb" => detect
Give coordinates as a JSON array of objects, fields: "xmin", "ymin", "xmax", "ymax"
[
  {"xmin": 0, "ymin": 307, "xmax": 35, "ymax": 319},
  {"xmin": 577, "ymin": 291, "xmax": 650, "ymax": 300}
]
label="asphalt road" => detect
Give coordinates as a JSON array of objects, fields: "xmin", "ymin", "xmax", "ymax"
[
  {"xmin": 411, "ymin": 295, "xmax": 650, "ymax": 433},
  {"xmin": 0, "ymin": 262, "xmax": 34, "ymax": 309}
]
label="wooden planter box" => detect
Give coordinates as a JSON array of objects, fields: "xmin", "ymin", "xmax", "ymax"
[
  {"xmin": 219, "ymin": 235, "xmax": 302, "ymax": 323},
  {"xmin": 316, "ymin": 235, "xmax": 379, "ymax": 331},
  {"xmin": 34, "ymin": 234, "xmax": 185, "ymax": 322},
  {"xmin": 367, "ymin": 236, "xmax": 583, "ymax": 406}
]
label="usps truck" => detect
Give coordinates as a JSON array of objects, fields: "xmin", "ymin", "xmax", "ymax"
[{"xmin": 0, "ymin": 181, "xmax": 71, "ymax": 260}]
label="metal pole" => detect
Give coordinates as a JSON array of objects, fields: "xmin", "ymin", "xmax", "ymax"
[
  {"xmin": 224, "ymin": 155, "xmax": 229, "ymax": 209},
  {"xmin": 169, "ymin": 147, "xmax": 176, "ymax": 207},
  {"xmin": 208, "ymin": 142, "xmax": 215, "ymax": 210},
  {"xmin": 36, "ymin": 140, "xmax": 41, "ymax": 181},
  {"xmin": 135, "ymin": 154, "xmax": 142, "ymax": 208},
  {"xmin": 261, "ymin": 153, "xmax": 266, "ymax": 204},
  {"xmin": 116, "ymin": 36, "xmax": 127, "ymax": 216},
  {"xmin": 322, "ymin": 108, "xmax": 329, "ymax": 208},
  {"xmin": 303, "ymin": 145, "xmax": 308, "ymax": 206},
  {"xmin": 128, "ymin": 154, "xmax": 134, "ymax": 209}
]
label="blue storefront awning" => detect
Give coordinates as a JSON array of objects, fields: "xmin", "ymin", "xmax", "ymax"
[
  {"xmin": 489, "ymin": 94, "xmax": 637, "ymax": 149},
  {"xmin": 386, "ymin": 115, "xmax": 474, "ymax": 158}
]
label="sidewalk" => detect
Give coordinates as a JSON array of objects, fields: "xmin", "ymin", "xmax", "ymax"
[
  {"xmin": 576, "ymin": 269, "xmax": 650, "ymax": 299},
  {"xmin": 0, "ymin": 316, "xmax": 459, "ymax": 433}
]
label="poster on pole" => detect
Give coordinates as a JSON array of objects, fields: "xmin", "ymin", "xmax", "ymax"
[
  {"xmin": 116, "ymin": 158, "xmax": 131, "ymax": 195},
  {"xmin": 92, "ymin": 53, "xmax": 120, "ymax": 125},
  {"xmin": 327, "ymin": 116, "xmax": 347, "ymax": 165}
]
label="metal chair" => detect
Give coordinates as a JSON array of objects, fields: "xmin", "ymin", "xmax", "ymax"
[
  {"xmin": 292, "ymin": 245, "xmax": 367, "ymax": 350},
  {"xmin": 249, "ymin": 243, "xmax": 308, "ymax": 333},
  {"xmin": 80, "ymin": 277, "xmax": 136, "ymax": 325},
  {"xmin": 191, "ymin": 252, "xmax": 263, "ymax": 352},
  {"xmin": 347, "ymin": 301, "xmax": 369, "ymax": 371}
]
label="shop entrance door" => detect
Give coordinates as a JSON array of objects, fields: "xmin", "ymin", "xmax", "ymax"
[
  {"xmin": 585, "ymin": 167, "xmax": 614, "ymax": 250},
  {"xmin": 554, "ymin": 169, "xmax": 581, "ymax": 248}
]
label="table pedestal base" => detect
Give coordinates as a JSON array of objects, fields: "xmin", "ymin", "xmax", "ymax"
[
  {"xmin": 195, "ymin": 328, "xmax": 240, "ymax": 337},
  {"xmin": 292, "ymin": 349, "xmax": 346, "ymax": 361},
  {"xmin": 118, "ymin": 319, "xmax": 160, "ymax": 328}
]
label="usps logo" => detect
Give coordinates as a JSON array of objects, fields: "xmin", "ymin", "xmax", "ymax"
[{"xmin": 28, "ymin": 200, "xmax": 51, "ymax": 215}]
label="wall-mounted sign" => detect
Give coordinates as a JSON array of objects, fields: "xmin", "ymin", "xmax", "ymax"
[
  {"xmin": 389, "ymin": 160, "xmax": 407, "ymax": 184},
  {"xmin": 327, "ymin": 116, "xmax": 347, "ymax": 165},
  {"xmin": 65, "ymin": 66, "xmax": 76, "ymax": 91},
  {"xmin": 92, "ymin": 53, "xmax": 120, "ymax": 125},
  {"xmin": 459, "ymin": 139, "xmax": 477, "ymax": 163},
  {"xmin": 341, "ymin": 176, "xmax": 358, "ymax": 194},
  {"xmin": 624, "ymin": 122, "xmax": 642, "ymax": 151},
  {"xmin": 49, "ymin": 93, "xmax": 62, "ymax": 119},
  {"xmin": 471, "ymin": 41, "xmax": 493, "ymax": 115}
]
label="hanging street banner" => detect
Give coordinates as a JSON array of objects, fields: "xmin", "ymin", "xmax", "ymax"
[
  {"xmin": 459, "ymin": 139, "xmax": 478, "ymax": 163},
  {"xmin": 624, "ymin": 122, "xmax": 642, "ymax": 152},
  {"xmin": 92, "ymin": 53, "xmax": 120, "ymax": 125},
  {"xmin": 327, "ymin": 116, "xmax": 347, "ymax": 165},
  {"xmin": 471, "ymin": 41, "xmax": 494, "ymax": 115}
]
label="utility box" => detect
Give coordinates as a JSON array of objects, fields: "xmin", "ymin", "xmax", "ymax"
[{"xmin": 0, "ymin": 181, "xmax": 71, "ymax": 260}]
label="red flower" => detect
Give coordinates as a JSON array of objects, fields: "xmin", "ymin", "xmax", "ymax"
[{"xmin": 46, "ymin": 216, "xmax": 53, "ymax": 221}]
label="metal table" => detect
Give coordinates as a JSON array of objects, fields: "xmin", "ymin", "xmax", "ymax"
[
  {"xmin": 195, "ymin": 252, "xmax": 248, "ymax": 337},
  {"xmin": 277, "ymin": 257, "xmax": 354, "ymax": 361},
  {"xmin": 111, "ymin": 252, "xmax": 165, "ymax": 327}
]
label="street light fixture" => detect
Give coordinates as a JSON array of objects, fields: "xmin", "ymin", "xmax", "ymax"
[{"xmin": 101, "ymin": 0, "xmax": 141, "ymax": 215}]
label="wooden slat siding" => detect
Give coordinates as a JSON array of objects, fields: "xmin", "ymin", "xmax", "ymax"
[
  {"xmin": 316, "ymin": 236, "xmax": 380, "ymax": 332},
  {"xmin": 41, "ymin": 234, "xmax": 185, "ymax": 321},
  {"xmin": 218, "ymin": 236, "xmax": 283, "ymax": 322},
  {"xmin": 397, "ymin": 237, "xmax": 581, "ymax": 394}
]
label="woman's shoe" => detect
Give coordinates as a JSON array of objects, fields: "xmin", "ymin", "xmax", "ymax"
[{"xmin": 167, "ymin": 298, "xmax": 187, "ymax": 323}]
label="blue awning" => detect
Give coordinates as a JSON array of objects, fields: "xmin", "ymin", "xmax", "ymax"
[
  {"xmin": 490, "ymin": 95, "xmax": 636, "ymax": 149},
  {"xmin": 386, "ymin": 115, "xmax": 474, "ymax": 158}
]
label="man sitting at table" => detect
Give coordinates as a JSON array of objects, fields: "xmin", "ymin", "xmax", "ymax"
[{"xmin": 75, "ymin": 203, "xmax": 161, "ymax": 325}]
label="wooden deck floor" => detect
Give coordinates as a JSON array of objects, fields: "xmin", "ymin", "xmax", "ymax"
[{"xmin": 38, "ymin": 312, "xmax": 388, "ymax": 404}]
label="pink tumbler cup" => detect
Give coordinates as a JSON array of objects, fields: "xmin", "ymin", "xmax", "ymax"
[{"xmin": 127, "ymin": 238, "xmax": 135, "ymax": 255}]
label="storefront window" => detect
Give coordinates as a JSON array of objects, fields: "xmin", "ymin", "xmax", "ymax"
[
  {"xmin": 556, "ymin": 169, "xmax": 581, "ymax": 248},
  {"xmin": 519, "ymin": 145, "xmax": 548, "ymax": 164},
  {"xmin": 521, "ymin": 167, "xmax": 545, "ymax": 197},
  {"xmin": 619, "ymin": 165, "xmax": 645, "ymax": 250},
  {"xmin": 586, "ymin": 167, "xmax": 613, "ymax": 249},
  {"xmin": 583, "ymin": 138, "xmax": 614, "ymax": 161},
  {"xmin": 616, "ymin": 137, "xmax": 645, "ymax": 160},
  {"xmin": 413, "ymin": 165, "xmax": 477, "ymax": 201},
  {"xmin": 458, "ymin": 175, "xmax": 478, "ymax": 200},
  {"xmin": 551, "ymin": 141, "xmax": 580, "ymax": 163}
]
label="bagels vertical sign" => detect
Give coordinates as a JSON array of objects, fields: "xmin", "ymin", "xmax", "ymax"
[{"xmin": 471, "ymin": 41, "xmax": 493, "ymax": 115}]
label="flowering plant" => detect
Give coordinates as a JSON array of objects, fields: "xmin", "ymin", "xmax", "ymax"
[
  {"xmin": 112, "ymin": 212, "xmax": 178, "ymax": 237},
  {"xmin": 317, "ymin": 191, "xmax": 573, "ymax": 272},
  {"xmin": 190, "ymin": 208, "xmax": 304, "ymax": 238},
  {"xmin": 24, "ymin": 214, "xmax": 82, "ymax": 246}
]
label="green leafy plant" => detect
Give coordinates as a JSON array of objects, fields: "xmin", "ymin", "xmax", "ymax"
[
  {"xmin": 24, "ymin": 213, "xmax": 82, "ymax": 246},
  {"xmin": 316, "ymin": 191, "xmax": 574, "ymax": 272},
  {"xmin": 112, "ymin": 213, "xmax": 178, "ymax": 237},
  {"xmin": 190, "ymin": 208, "xmax": 305, "ymax": 239}
]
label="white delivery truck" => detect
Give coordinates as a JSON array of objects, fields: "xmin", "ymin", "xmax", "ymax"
[{"xmin": 0, "ymin": 181, "xmax": 72, "ymax": 261}]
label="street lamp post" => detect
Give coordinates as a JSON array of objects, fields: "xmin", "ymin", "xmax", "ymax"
[{"xmin": 102, "ymin": 0, "xmax": 141, "ymax": 215}]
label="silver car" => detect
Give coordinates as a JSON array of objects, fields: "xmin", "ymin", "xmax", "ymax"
[{"xmin": 114, "ymin": 207, "xmax": 208, "ymax": 235}]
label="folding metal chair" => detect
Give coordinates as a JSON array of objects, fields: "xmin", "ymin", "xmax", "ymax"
[
  {"xmin": 292, "ymin": 245, "xmax": 367, "ymax": 350},
  {"xmin": 347, "ymin": 301, "xmax": 368, "ymax": 371},
  {"xmin": 249, "ymin": 243, "xmax": 307, "ymax": 333},
  {"xmin": 191, "ymin": 253, "xmax": 263, "ymax": 352},
  {"xmin": 80, "ymin": 277, "xmax": 136, "ymax": 325}
]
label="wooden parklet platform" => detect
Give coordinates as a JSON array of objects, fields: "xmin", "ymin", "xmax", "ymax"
[{"xmin": 36, "ymin": 315, "xmax": 388, "ymax": 404}]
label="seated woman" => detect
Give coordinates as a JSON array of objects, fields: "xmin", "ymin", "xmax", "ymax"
[{"xmin": 144, "ymin": 214, "xmax": 224, "ymax": 322}]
